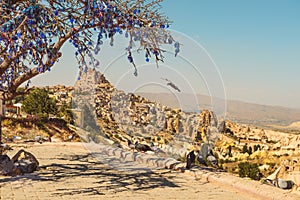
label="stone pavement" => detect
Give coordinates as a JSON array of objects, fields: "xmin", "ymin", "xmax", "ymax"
[
  {"xmin": 84, "ymin": 141, "xmax": 300, "ymax": 200},
  {"xmin": 0, "ymin": 142, "xmax": 299, "ymax": 200}
]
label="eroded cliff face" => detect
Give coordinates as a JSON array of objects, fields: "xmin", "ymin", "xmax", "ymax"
[
  {"xmin": 73, "ymin": 69, "xmax": 300, "ymax": 185},
  {"xmin": 195, "ymin": 109, "xmax": 219, "ymax": 144},
  {"xmin": 73, "ymin": 69, "xmax": 220, "ymax": 148},
  {"xmin": 73, "ymin": 70, "xmax": 300, "ymax": 154}
]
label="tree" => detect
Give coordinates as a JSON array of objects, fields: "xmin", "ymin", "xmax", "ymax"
[
  {"xmin": 238, "ymin": 162, "xmax": 260, "ymax": 180},
  {"xmin": 248, "ymin": 146, "xmax": 253, "ymax": 155},
  {"xmin": 0, "ymin": 0, "xmax": 177, "ymax": 100},
  {"xmin": 253, "ymin": 144, "xmax": 258, "ymax": 152},
  {"xmin": 0, "ymin": 0, "xmax": 178, "ymax": 142},
  {"xmin": 22, "ymin": 88, "xmax": 57, "ymax": 118},
  {"xmin": 57, "ymin": 103, "xmax": 74, "ymax": 124},
  {"xmin": 242, "ymin": 144, "xmax": 248, "ymax": 154}
]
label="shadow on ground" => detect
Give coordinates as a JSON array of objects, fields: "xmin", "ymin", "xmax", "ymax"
[{"xmin": 0, "ymin": 152, "xmax": 180, "ymax": 196}]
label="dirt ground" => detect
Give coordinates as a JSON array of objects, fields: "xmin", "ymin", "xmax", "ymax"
[{"xmin": 0, "ymin": 142, "xmax": 281, "ymax": 199}]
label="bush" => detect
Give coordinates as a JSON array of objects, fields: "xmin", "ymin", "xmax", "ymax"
[
  {"xmin": 238, "ymin": 162, "xmax": 261, "ymax": 180},
  {"xmin": 248, "ymin": 146, "xmax": 253, "ymax": 155},
  {"xmin": 242, "ymin": 144, "xmax": 248, "ymax": 153},
  {"xmin": 267, "ymin": 162, "xmax": 276, "ymax": 168},
  {"xmin": 22, "ymin": 88, "xmax": 57, "ymax": 117},
  {"xmin": 254, "ymin": 144, "xmax": 261, "ymax": 152}
]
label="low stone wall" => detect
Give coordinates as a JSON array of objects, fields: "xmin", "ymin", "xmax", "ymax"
[
  {"xmin": 83, "ymin": 141, "xmax": 300, "ymax": 200},
  {"xmin": 83, "ymin": 142, "xmax": 185, "ymax": 170}
]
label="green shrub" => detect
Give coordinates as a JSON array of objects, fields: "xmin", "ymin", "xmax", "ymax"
[
  {"xmin": 238, "ymin": 162, "xmax": 260, "ymax": 180},
  {"xmin": 254, "ymin": 144, "xmax": 261, "ymax": 152},
  {"xmin": 242, "ymin": 144, "xmax": 248, "ymax": 153},
  {"xmin": 22, "ymin": 88, "xmax": 57, "ymax": 117},
  {"xmin": 248, "ymin": 146, "xmax": 253, "ymax": 155},
  {"xmin": 267, "ymin": 162, "xmax": 276, "ymax": 168}
]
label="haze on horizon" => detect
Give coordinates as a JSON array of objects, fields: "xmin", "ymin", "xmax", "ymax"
[{"xmin": 31, "ymin": 0, "xmax": 300, "ymax": 109}]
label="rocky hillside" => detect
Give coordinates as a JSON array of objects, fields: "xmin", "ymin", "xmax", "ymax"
[
  {"xmin": 73, "ymin": 69, "xmax": 220, "ymax": 156},
  {"xmin": 2, "ymin": 117, "xmax": 79, "ymax": 143},
  {"xmin": 73, "ymin": 69, "xmax": 300, "ymax": 185},
  {"xmin": 137, "ymin": 92, "xmax": 300, "ymax": 128}
]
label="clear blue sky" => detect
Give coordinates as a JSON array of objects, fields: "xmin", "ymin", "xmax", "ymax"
[
  {"xmin": 32, "ymin": 0, "xmax": 300, "ymax": 108},
  {"xmin": 160, "ymin": 0, "xmax": 300, "ymax": 108}
]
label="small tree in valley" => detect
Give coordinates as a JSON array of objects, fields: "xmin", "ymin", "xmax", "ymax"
[{"xmin": 22, "ymin": 88, "xmax": 57, "ymax": 118}]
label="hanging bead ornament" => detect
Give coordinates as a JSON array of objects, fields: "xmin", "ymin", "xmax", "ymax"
[{"xmin": 0, "ymin": 0, "xmax": 178, "ymax": 94}]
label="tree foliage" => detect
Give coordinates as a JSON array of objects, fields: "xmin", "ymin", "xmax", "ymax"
[
  {"xmin": 57, "ymin": 103, "xmax": 74, "ymax": 124},
  {"xmin": 253, "ymin": 144, "xmax": 261, "ymax": 152},
  {"xmin": 242, "ymin": 144, "xmax": 253, "ymax": 155},
  {"xmin": 22, "ymin": 88, "xmax": 57, "ymax": 117},
  {"xmin": 242, "ymin": 144, "xmax": 248, "ymax": 154},
  {"xmin": 0, "ymin": 0, "xmax": 178, "ymax": 100},
  {"xmin": 248, "ymin": 146, "xmax": 252, "ymax": 155},
  {"xmin": 238, "ymin": 162, "xmax": 260, "ymax": 180}
]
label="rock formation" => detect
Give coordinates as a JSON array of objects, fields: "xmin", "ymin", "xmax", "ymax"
[
  {"xmin": 73, "ymin": 69, "xmax": 300, "ymax": 186},
  {"xmin": 73, "ymin": 69, "xmax": 220, "ymax": 156}
]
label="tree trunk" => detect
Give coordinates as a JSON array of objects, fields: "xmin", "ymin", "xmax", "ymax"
[
  {"xmin": 0, "ymin": 97, "xmax": 4, "ymax": 143},
  {"xmin": 0, "ymin": 114, "xmax": 2, "ymax": 143}
]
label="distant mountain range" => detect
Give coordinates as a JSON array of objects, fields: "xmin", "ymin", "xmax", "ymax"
[{"xmin": 136, "ymin": 92, "xmax": 300, "ymax": 130}]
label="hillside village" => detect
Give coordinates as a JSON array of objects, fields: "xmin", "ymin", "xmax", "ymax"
[
  {"xmin": 2, "ymin": 68, "xmax": 300, "ymax": 188},
  {"xmin": 71, "ymin": 69, "xmax": 300, "ymax": 186}
]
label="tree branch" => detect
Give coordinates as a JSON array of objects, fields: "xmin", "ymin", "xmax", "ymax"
[
  {"xmin": 5, "ymin": 27, "xmax": 76, "ymax": 100},
  {"xmin": 0, "ymin": 0, "xmax": 175, "ymax": 100}
]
